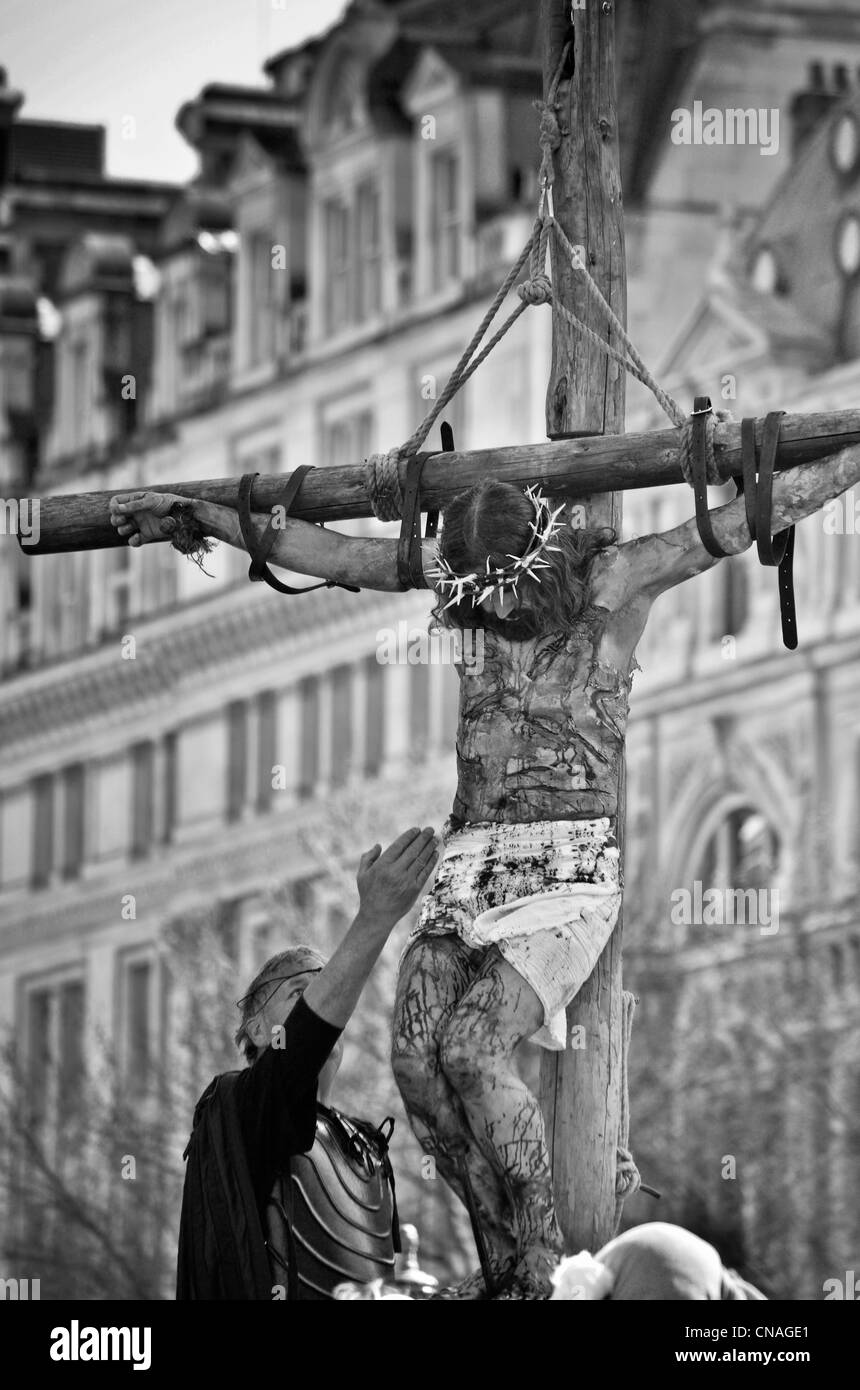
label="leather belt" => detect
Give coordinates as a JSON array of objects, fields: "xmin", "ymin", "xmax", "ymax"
[
  {"xmin": 688, "ymin": 397, "xmax": 797, "ymax": 650},
  {"xmin": 396, "ymin": 422, "xmax": 451, "ymax": 590},
  {"xmin": 237, "ymin": 465, "xmax": 360, "ymax": 597}
]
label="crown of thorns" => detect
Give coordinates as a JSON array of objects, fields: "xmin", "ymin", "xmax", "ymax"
[{"xmin": 428, "ymin": 485, "xmax": 566, "ymax": 611}]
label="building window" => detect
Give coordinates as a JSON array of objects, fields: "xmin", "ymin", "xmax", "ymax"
[
  {"xmin": 256, "ymin": 691, "xmax": 277, "ymax": 813},
  {"xmin": 324, "ymin": 198, "xmax": 351, "ymax": 334},
  {"xmin": 323, "ymin": 409, "xmax": 373, "ymax": 469},
  {"xmin": 201, "ymin": 258, "xmax": 230, "ymax": 334},
  {"xmin": 694, "ymin": 806, "xmax": 781, "ymax": 897},
  {"xmin": 121, "ymin": 956, "xmax": 156, "ymax": 1098},
  {"xmin": 430, "ymin": 150, "xmax": 461, "ymax": 289},
  {"xmin": 26, "ymin": 987, "xmax": 52, "ymax": 1128},
  {"xmin": 32, "ymin": 773, "xmax": 54, "ymax": 889},
  {"xmin": 57, "ymin": 981, "xmax": 85, "ymax": 1124},
  {"xmin": 227, "ymin": 701, "xmax": 249, "ymax": 822},
  {"xmin": 23, "ymin": 975, "xmax": 85, "ymax": 1132},
  {"xmin": 330, "ymin": 665, "xmax": 353, "ymax": 788},
  {"xmin": 298, "ymin": 675, "xmax": 320, "ymax": 798},
  {"xmin": 356, "ymin": 180, "xmax": 381, "ymax": 321},
  {"xmin": 70, "ymin": 338, "xmax": 90, "ymax": 449},
  {"xmin": 131, "ymin": 742, "xmax": 155, "ymax": 859},
  {"xmin": 62, "ymin": 764, "xmax": 85, "ymax": 879},
  {"xmin": 248, "ymin": 231, "xmax": 275, "ymax": 366},
  {"xmin": 104, "ymin": 544, "xmax": 133, "ymax": 632},
  {"xmin": 364, "ymin": 654, "xmax": 384, "ymax": 776},
  {"xmin": 162, "ymin": 731, "xmax": 177, "ymax": 844}
]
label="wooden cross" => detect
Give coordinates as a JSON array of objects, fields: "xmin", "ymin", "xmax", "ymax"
[{"xmin": 15, "ymin": 0, "xmax": 860, "ymax": 1258}]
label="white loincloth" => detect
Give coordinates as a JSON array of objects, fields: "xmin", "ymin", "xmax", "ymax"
[{"xmin": 407, "ymin": 818, "xmax": 623, "ymax": 1050}]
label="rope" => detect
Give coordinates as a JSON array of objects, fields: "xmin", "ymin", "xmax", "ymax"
[
  {"xmin": 365, "ymin": 447, "xmax": 404, "ymax": 523},
  {"xmin": 364, "ymin": 38, "xmax": 690, "ymax": 521},
  {"xmin": 678, "ymin": 406, "xmax": 735, "ymax": 486},
  {"xmin": 399, "ymin": 230, "xmax": 537, "ymax": 460},
  {"xmin": 614, "ymin": 988, "xmax": 641, "ymax": 1230}
]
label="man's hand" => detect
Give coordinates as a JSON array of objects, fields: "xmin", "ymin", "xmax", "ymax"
[
  {"xmin": 356, "ymin": 827, "xmax": 438, "ymax": 928},
  {"xmin": 110, "ymin": 491, "xmax": 189, "ymax": 546},
  {"xmin": 303, "ymin": 827, "xmax": 440, "ymax": 1029}
]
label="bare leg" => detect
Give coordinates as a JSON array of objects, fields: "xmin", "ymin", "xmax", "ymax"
[
  {"xmin": 439, "ymin": 948, "xmax": 564, "ymax": 1298},
  {"xmin": 391, "ymin": 936, "xmax": 517, "ymax": 1293}
]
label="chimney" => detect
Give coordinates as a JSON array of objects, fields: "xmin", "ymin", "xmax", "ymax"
[{"xmin": 790, "ymin": 61, "xmax": 843, "ymax": 159}]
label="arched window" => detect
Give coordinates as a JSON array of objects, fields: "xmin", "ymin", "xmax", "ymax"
[{"xmin": 695, "ymin": 805, "xmax": 781, "ymax": 896}]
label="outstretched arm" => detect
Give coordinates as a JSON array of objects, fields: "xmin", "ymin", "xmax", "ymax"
[
  {"xmin": 110, "ymin": 491, "xmax": 438, "ymax": 592},
  {"xmin": 610, "ymin": 443, "xmax": 860, "ymax": 602}
]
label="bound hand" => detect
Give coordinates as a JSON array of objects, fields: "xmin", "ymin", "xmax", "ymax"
[
  {"xmin": 109, "ymin": 492, "xmax": 188, "ymax": 546},
  {"xmin": 356, "ymin": 827, "xmax": 439, "ymax": 928}
]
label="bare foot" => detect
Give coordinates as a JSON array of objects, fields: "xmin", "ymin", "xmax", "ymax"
[
  {"xmin": 492, "ymin": 1245, "xmax": 559, "ymax": 1301},
  {"xmin": 430, "ymin": 1255, "xmax": 516, "ymax": 1301},
  {"xmin": 109, "ymin": 491, "xmax": 188, "ymax": 546}
]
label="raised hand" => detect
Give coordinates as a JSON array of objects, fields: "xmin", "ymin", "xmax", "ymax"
[{"xmin": 356, "ymin": 827, "xmax": 439, "ymax": 928}]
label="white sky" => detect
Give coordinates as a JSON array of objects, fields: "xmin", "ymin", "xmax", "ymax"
[{"xmin": 2, "ymin": 0, "xmax": 348, "ymax": 185}]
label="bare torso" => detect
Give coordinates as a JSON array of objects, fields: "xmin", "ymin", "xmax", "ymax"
[{"xmin": 444, "ymin": 544, "xmax": 648, "ymax": 827}]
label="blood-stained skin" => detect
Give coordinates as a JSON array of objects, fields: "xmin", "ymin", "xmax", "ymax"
[{"xmin": 452, "ymin": 603, "xmax": 639, "ymax": 827}]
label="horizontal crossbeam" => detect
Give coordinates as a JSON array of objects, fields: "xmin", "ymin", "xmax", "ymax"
[{"xmin": 19, "ymin": 409, "xmax": 860, "ymax": 555}]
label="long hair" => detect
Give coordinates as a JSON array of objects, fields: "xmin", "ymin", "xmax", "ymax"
[{"xmin": 431, "ymin": 479, "xmax": 617, "ymax": 640}]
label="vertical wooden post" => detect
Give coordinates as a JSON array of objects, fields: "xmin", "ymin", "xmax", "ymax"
[{"xmin": 538, "ymin": 0, "xmax": 628, "ymax": 1252}]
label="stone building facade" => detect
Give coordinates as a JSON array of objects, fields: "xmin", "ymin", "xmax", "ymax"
[{"xmin": 0, "ymin": 0, "xmax": 859, "ymax": 1297}]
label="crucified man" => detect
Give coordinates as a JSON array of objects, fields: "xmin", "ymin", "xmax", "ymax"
[{"xmin": 110, "ymin": 439, "xmax": 860, "ymax": 1299}]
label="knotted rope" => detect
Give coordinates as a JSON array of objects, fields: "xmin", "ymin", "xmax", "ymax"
[
  {"xmin": 365, "ymin": 232, "xmax": 537, "ymax": 520},
  {"xmin": 364, "ymin": 41, "xmax": 693, "ymax": 520},
  {"xmin": 678, "ymin": 406, "xmax": 735, "ymax": 486}
]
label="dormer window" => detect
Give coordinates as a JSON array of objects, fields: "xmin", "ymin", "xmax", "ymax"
[
  {"xmin": 324, "ymin": 56, "xmax": 365, "ymax": 139},
  {"xmin": 430, "ymin": 149, "xmax": 461, "ymax": 289},
  {"xmin": 324, "ymin": 198, "xmax": 350, "ymax": 333},
  {"xmin": 248, "ymin": 230, "xmax": 275, "ymax": 366},
  {"xmin": 356, "ymin": 180, "xmax": 381, "ymax": 320},
  {"xmin": 322, "ymin": 180, "xmax": 382, "ymax": 334}
]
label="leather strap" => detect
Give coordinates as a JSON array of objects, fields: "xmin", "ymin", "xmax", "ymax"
[
  {"xmin": 754, "ymin": 411, "xmax": 789, "ymax": 566},
  {"xmin": 735, "ymin": 412, "xmax": 798, "ymax": 651},
  {"xmin": 752, "ymin": 410, "xmax": 797, "ymax": 649},
  {"xmin": 395, "ymin": 421, "xmax": 450, "ymax": 590},
  {"xmin": 689, "ymin": 395, "xmax": 734, "ymax": 559},
  {"xmin": 690, "ymin": 402, "xmax": 798, "ymax": 650},
  {"xmin": 237, "ymin": 468, "xmax": 360, "ymax": 597},
  {"xmin": 396, "ymin": 453, "xmax": 433, "ymax": 589}
]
